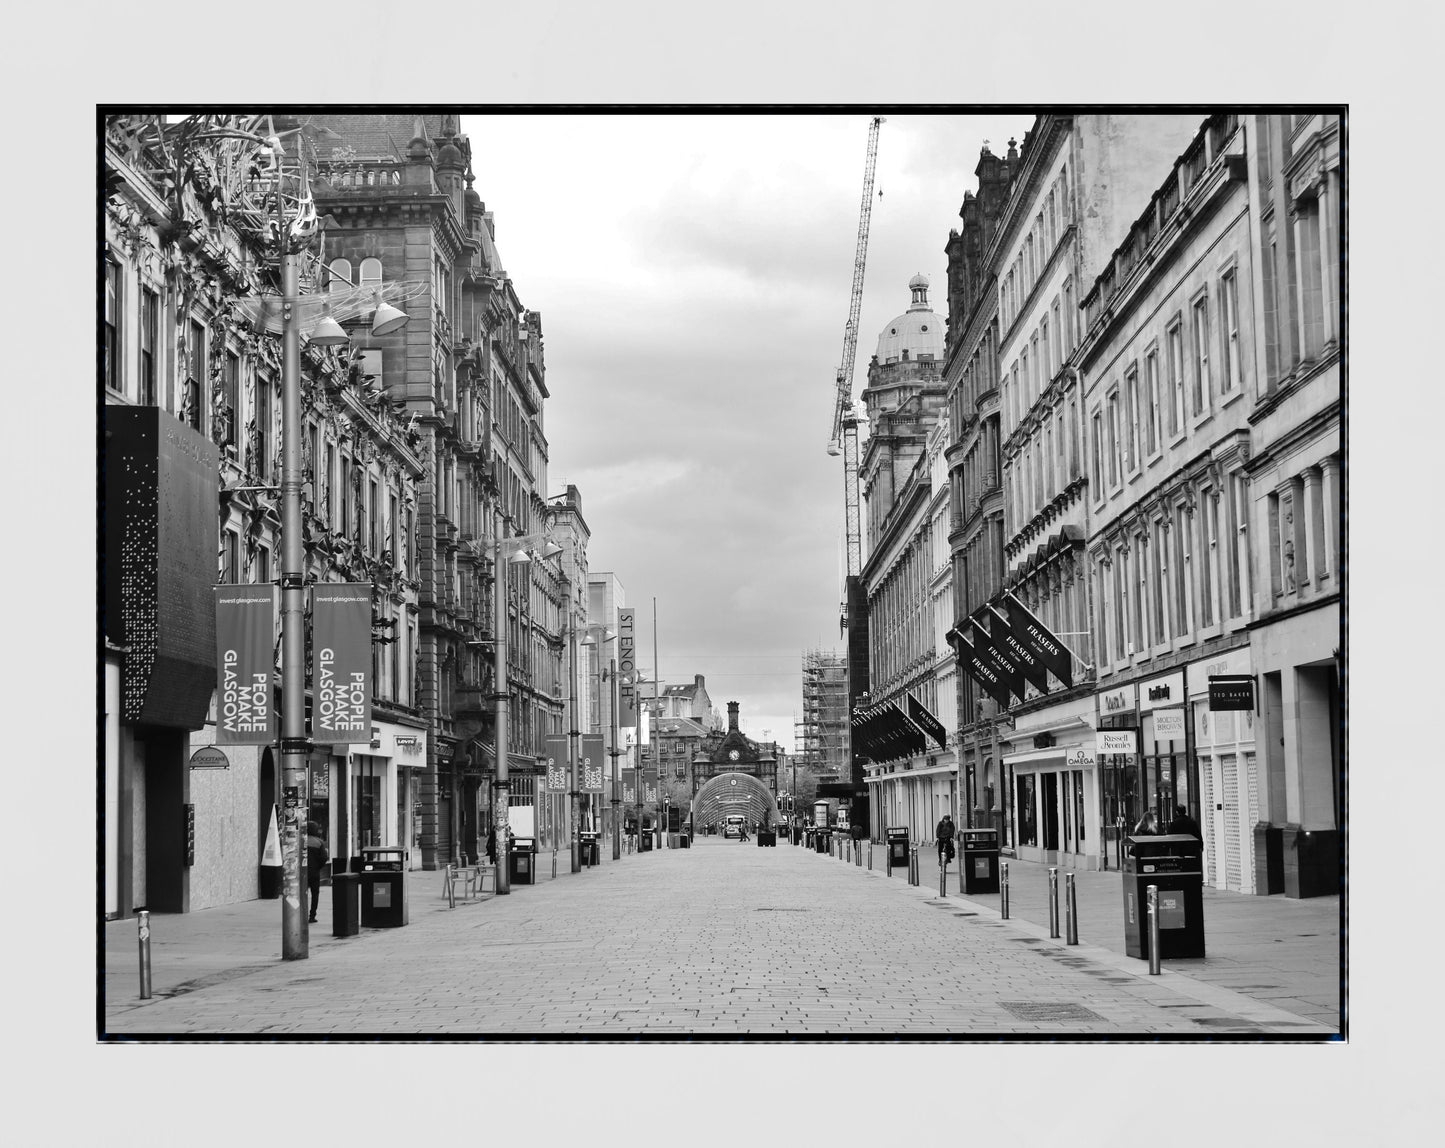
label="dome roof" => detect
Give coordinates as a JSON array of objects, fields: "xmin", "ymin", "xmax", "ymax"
[{"xmin": 875, "ymin": 274, "xmax": 944, "ymax": 365}]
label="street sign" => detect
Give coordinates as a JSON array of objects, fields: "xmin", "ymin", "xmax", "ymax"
[{"xmin": 189, "ymin": 746, "xmax": 230, "ymax": 769}]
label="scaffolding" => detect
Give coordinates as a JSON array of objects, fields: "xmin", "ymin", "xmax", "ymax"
[{"xmin": 798, "ymin": 649, "xmax": 849, "ymax": 780}]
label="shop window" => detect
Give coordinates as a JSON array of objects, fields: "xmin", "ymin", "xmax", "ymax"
[
  {"xmin": 104, "ymin": 259, "xmax": 122, "ymax": 393},
  {"xmin": 1016, "ymin": 774, "xmax": 1037, "ymax": 847}
]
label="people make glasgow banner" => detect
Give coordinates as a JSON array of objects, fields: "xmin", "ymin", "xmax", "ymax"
[
  {"xmin": 214, "ymin": 584, "xmax": 276, "ymax": 745},
  {"xmin": 312, "ymin": 583, "xmax": 372, "ymax": 745}
]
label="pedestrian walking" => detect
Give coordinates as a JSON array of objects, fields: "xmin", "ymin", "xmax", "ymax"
[
  {"xmin": 485, "ymin": 825, "xmax": 497, "ymax": 866},
  {"xmin": 305, "ymin": 820, "xmax": 328, "ymax": 923},
  {"xmin": 1131, "ymin": 809, "xmax": 1159, "ymax": 836},
  {"xmin": 1170, "ymin": 805, "xmax": 1201, "ymax": 838},
  {"xmin": 936, "ymin": 813, "xmax": 956, "ymax": 867}
]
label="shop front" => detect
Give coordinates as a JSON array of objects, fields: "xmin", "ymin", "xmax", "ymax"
[
  {"xmin": 1005, "ymin": 697, "xmax": 1099, "ymax": 871},
  {"xmin": 1187, "ymin": 647, "xmax": 1259, "ymax": 893}
]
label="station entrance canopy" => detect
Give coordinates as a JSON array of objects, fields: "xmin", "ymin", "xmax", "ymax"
[{"xmin": 693, "ymin": 772, "xmax": 780, "ymax": 830}]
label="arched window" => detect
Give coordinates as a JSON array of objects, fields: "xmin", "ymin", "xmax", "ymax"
[
  {"xmin": 325, "ymin": 259, "xmax": 352, "ymax": 292},
  {"xmin": 359, "ymin": 258, "xmax": 383, "ymax": 289}
]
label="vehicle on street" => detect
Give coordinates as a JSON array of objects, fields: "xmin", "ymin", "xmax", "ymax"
[{"xmin": 723, "ymin": 814, "xmax": 745, "ymax": 839}]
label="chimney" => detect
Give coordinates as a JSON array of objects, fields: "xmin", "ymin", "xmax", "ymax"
[{"xmin": 727, "ymin": 701, "xmax": 740, "ymax": 732}]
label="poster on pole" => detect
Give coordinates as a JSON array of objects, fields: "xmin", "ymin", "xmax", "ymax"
[
  {"xmin": 581, "ymin": 734, "xmax": 606, "ymax": 792},
  {"xmin": 617, "ymin": 608, "xmax": 637, "ymax": 729},
  {"xmin": 214, "ymin": 584, "xmax": 276, "ymax": 744},
  {"xmin": 312, "ymin": 583, "xmax": 372, "ymax": 744},
  {"xmin": 544, "ymin": 736, "xmax": 568, "ymax": 792}
]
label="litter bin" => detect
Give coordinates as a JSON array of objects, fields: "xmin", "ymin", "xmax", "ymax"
[
  {"xmin": 638, "ymin": 830, "xmax": 653, "ymax": 853},
  {"xmin": 814, "ymin": 829, "xmax": 829, "ymax": 854},
  {"xmin": 358, "ymin": 847, "xmax": 408, "ymax": 928},
  {"xmin": 331, "ymin": 860, "xmax": 359, "ymax": 937},
  {"xmin": 961, "ymin": 828, "xmax": 1000, "ymax": 894},
  {"xmin": 679, "ymin": 832, "xmax": 690, "ymax": 849},
  {"xmin": 1121, "ymin": 834, "xmax": 1205, "ymax": 960},
  {"xmin": 580, "ymin": 832, "xmax": 600, "ymax": 866},
  {"xmin": 886, "ymin": 827, "xmax": 910, "ymax": 873},
  {"xmin": 510, "ymin": 836, "xmax": 538, "ymax": 885}
]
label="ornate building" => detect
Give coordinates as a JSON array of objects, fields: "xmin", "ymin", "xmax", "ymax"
[
  {"xmin": 994, "ymin": 114, "xmax": 1202, "ymax": 872},
  {"xmin": 857, "ymin": 277, "xmax": 952, "ymax": 841},
  {"xmin": 103, "ymin": 115, "xmax": 425, "ymax": 915}
]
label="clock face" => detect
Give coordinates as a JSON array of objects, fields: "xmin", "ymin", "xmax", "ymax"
[{"xmin": 728, "ymin": 750, "xmax": 740, "ymax": 761}]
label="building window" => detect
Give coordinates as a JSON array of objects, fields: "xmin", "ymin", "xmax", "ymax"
[
  {"xmin": 325, "ymin": 258, "xmax": 352, "ymax": 291},
  {"xmin": 1167, "ymin": 321, "xmax": 1185, "ymax": 437},
  {"xmin": 1174, "ymin": 506, "xmax": 1193, "ymax": 637},
  {"xmin": 340, "ymin": 457, "xmax": 351, "ymax": 537},
  {"xmin": 255, "ymin": 378, "xmax": 272, "ymax": 479},
  {"xmin": 1144, "ymin": 350, "xmax": 1160, "ymax": 456},
  {"xmin": 1106, "ymin": 392, "xmax": 1120, "ymax": 488},
  {"xmin": 322, "ymin": 443, "xmax": 334, "ymax": 525},
  {"xmin": 104, "ymin": 259, "xmax": 122, "ymax": 393},
  {"xmin": 1226, "ymin": 474, "xmax": 1245, "ymax": 618},
  {"xmin": 1267, "ymin": 491, "xmax": 1283, "ymax": 598},
  {"xmin": 369, "ymin": 477, "xmax": 379, "ymax": 555},
  {"xmin": 1114, "ymin": 549, "xmax": 1128, "ymax": 656},
  {"xmin": 1124, "ymin": 367, "xmax": 1139, "ymax": 473},
  {"xmin": 186, "ymin": 318, "xmax": 206, "ymax": 428},
  {"xmin": 1090, "ymin": 410, "xmax": 1103, "ymax": 493},
  {"xmin": 183, "ymin": 376, "xmax": 201, "ymax": 432},
  {"xmin": 1201, "ymin": 492, "xmax": 1219, "ymax": 627},
  {"xmin": 1221, "ymin": 270, "xmax": 1240, "ymax": 394},
  {"xmin": 221, "ymin": 350, "xmax": 240, "ymax": 448},
  {"xmin": 359, "ymin": 258, "xmax": 383, "ymax": 289},
  {"xmin": 221, "ymin": 529, "xmax": 239, "ymax": 584},
  {"xmin": 1191, "ymin": 296, "xmax": 1211, "ymax": 416},
  {"xmin": 1294, "ymin": 201, "xmax": 1324, "ymax": 358},
  {"xmin": 254, "ymin": 544, "xmax": 270, "ymax": 585},
  {"xmin": 1152, "ymin": 522, "xmax": 1168, "ymax": 642},
  {"xmin": 140, "ymin": 287, "xmax": 159, "ymax": 406},
  {"xmin": 1095, "ymin": 558, "xmax": 1110, "ymax": 665}
]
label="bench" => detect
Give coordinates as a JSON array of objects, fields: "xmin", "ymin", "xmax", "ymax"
[{"xmin": 442, "ymin": 857, "xmax": 497, "ymax": 907}]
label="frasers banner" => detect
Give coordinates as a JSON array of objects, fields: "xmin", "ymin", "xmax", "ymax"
[
  {"xmin": 616, "ymin": 608, "xmax": 637, "ymax": 728},
  {"xmin": 544, "ymin": 736, "xmax": 568, "ymax": 792},
  {"xmin": 312, "ymin": 583, "xmax": 372, "ymax": 744},
  {"xmin": 581, "ymin": 734, "xmax": 606, "ymax": 793},
  {"xmin": 214, "ymin": 585, "xmax": 276, "ymax": 744}
]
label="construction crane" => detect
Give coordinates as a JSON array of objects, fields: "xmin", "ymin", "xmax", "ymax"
[{"xmin": 828, "ymin": 115, "xmax": 883, "ymax": 588}]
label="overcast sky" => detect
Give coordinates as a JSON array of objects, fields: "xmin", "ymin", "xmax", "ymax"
[{"xmin": 462, "ymin": 113, "xmax": 1035, "ymax": 751}]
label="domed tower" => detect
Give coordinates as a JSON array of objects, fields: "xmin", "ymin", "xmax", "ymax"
[{"xmin": 858, "ymin": 275, "xmax": 949, "ymax": 554}]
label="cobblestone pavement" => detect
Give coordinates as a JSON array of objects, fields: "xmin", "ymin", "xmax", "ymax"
[{"xmin": 103, "ymin": 837, "xmax": 1340, "ymax": 1038}]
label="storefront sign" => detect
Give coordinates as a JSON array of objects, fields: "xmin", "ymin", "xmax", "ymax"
[
  {"xmin": 1098, "ymin": 729, "xmax": 1137, "ymax": 755},
  {"xmin": 214, "ymin": 584, "xmax": 276, "ymax": 745},
  {"xmin": 1099, "ymin": 684, "xmax": 1136, "ymax": 715},
  {"xmin": 1152, "ymin": 708, "xmax": 1186, "ymax": 741},
  {"xmin": 312, "ymin": 583, "xmax": 372, "ymax": 743},
  {"xmin": 906, "ymin": 694, "xmax": 948, "ymax": 751},
  {"xmin": 1001, "ymin": 591, "xmax": 1076, "ymax": 688},
  {"xmin": 1065, "ymin": 747, "xmax": 1092, "ymax": 770},
  {"xmin": 544, "ymin": 736, "xmax": 568, "ymax": 792},
  {"xmin": 1141, "ymin": 672, "xmax": 1184, "ymax": 711},
  {"xmin": 581, "ymin": 734, "xmax": 606, "ymax": 792},
  {"xmin": 617, "ymin": 608, "xmax": 637, "ymax": 729},
  {"xmin": 1209, "ymin": 675, "xmax": 1255, "ymax": 711},
  {"xmin": 189, "ymin": 746, "xmax": 231, "ymax": 769}
]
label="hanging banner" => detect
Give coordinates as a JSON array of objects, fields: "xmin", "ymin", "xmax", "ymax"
[
  {"xmin": 949, "ymin": 628, "xmax": 1013, "ymax": 710},
  {"xmin": 982, "ymin": 604, "xmax": 1051, "ymax": 693},
  {"xmin": 581, "ymin": 733, "xmax": 606, "ymax": 793},
  {"xmin": 969, "ymin": 617, "xmax": 1026, "ymax": 705},
  {"xmin": 1001, "ymin": 592, "xmax": 1076, "ymax": 688},
  {"xmin": 906, "ymin": 694, "xmax": 948, "ymax": 751},
  {"xmin": 312, "ymin": 583, "xmax": 373, "ymax": 744},
  {"xmin": 617, "ymin": 608, "xmax": 638, "ymax": 729},
  {"xmin": 544, "ymin": 736, "xmax": 569, "ymax": 792},
  {"xmin": 214, "ymin": 584, "xmax": 276, "ymax": 745},
  {"xmin": 623, "ymin": 767, "xmax": 637, "ymax": 804}
]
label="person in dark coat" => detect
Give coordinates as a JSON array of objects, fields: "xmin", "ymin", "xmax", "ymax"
[
  {"xmin": 305, "ymin": 821, "xmax": 328, "ymax": 923},
  {"xmin": 1131, "ymin": 810, "xmax": 1159, "ymax": 835},
  {"xmin": 936, "ymin": 814, "xmax": 956, "ymax": 866},
  {"xmin": 485, "ymin": 825, "xmax": 498, "ymax": 865},
  {"xmin": 1170, "ymin": 805, "xmax": 1202, "ymax": 838}
]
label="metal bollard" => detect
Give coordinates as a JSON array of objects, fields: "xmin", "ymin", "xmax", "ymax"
[
  {"xmin": 1048, "ymin": 867, "xmax": 1060, "ymax": 938},
  {"xmin": 1065, "ymin": 873, "xmax": 1079, "ymax": 945},
  {"xmin": 868, "ymin": 841, "xmax": 873, "ymax": 871},
  {"xmin": 1147, "ymin": 884, "xmax": 1162, "ymax": 975},
  {"xmin": 552, "ymin": 849, "xmax": 558, "ymax": 879},
  {"xmin": 856, "ymin": 839, "xmax": 862, "ymax": 867},
  {"xmin": 939, "ymin": 851, "xmax": 948, "ymax": 897},
  {"xmin": 909, "ymin": 845, "xmax": 920, "ymax": 886},
  {"xmin": 137, "ymin": 909, "xmax": 152, "ymax": 1000},
  {"xmin": 1000, "ymin": 863, "xmax": 1010, "ymax": 919}
]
